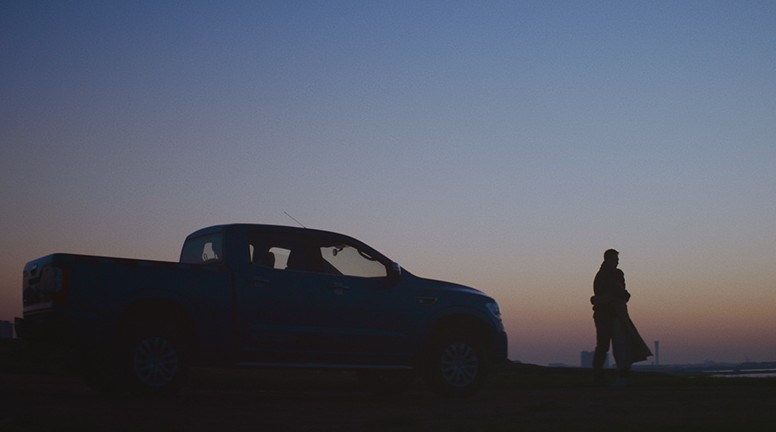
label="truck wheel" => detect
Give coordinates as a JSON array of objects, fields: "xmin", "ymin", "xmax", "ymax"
[
  {"xmin": 122, "ymin": 321, "xmax": 189, "ymax": 396},
  {"xmin": 422, "ymin": 332, "xmax": 488, "ymax": 398}
]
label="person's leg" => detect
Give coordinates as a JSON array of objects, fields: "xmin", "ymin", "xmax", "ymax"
[
  {"xmin": 593, "ymin": 314, "xmax": 611, "ymax": 384},
  {"xmin": 618, "ymin": 367, "xmax": 631, "ymax": 379}
]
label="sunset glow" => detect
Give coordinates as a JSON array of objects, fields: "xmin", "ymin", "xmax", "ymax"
[{"xmin": 2, "ymin": 1, "xmax": 775, "ymax": 366}]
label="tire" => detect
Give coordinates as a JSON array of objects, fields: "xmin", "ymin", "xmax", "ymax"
[
  {"xmin": 422, "ymin": 331, "xmax": 489, "ymax": 398},
  {"xmin": 121, "ymin": 320, "xmax": 189, "ymax": 396}
]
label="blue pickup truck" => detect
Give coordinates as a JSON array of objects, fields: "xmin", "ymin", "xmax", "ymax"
[{"xmin": 16, "ymin": 224, "xmax": 507, "ymax": 397}]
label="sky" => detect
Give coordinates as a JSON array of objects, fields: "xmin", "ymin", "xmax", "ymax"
[{"xmin": 1, "ymin": 1, "xmax": 775, "ymax": 366}]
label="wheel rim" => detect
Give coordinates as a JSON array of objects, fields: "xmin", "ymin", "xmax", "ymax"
[
  {"xmin": 439, "ymin": 341, "xmax": 480, "ymax": 388},
  {"xmin": 133, "ymin": 336, "xmax": 179, "ymax": 388}
]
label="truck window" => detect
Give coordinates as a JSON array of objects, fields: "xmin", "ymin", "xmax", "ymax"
[
  {"xmin": 250, "ymin": 244, "xmax": 290, "ymax": 270},
  {"xmin": 269, "ymin": 247, "xmax": 290, "ymax": 269},
  {"xmin": 248, "ymin": 233, "xmax": 385, "ymax": 277},
  {"xmin": 320, "ymin": 244, "xmax": 387, "ymax": 278},
  {"xmin": 180, "ymin": 234, "xmax": 224, "ymax": 264}
]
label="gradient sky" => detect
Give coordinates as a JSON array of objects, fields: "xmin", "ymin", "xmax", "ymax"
[{"xmin": 2, "ymin": 1, "xmax": 775, "ymax": 366}]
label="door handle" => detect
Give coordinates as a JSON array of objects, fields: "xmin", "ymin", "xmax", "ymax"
[
  {"xmin": 329, "ymin": 283, "xmax": 350, "ymax": 294},
  {"xmin": 250, "ymin": 277, "xmax": 270, "ymax": 287}
]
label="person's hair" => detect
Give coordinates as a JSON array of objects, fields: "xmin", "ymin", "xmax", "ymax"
[{"xmin": 604, "ymin": 249, "xmax": 619, "ymax": 260}]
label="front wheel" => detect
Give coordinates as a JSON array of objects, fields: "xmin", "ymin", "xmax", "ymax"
[{"xmin": 422, "ymin": 332, "xmax": 489, "ymax": 398}]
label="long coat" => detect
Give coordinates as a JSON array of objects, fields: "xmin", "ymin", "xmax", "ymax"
[{"xmin": 611, "ymin": 302, "xmax": 653, "ymax": 368}]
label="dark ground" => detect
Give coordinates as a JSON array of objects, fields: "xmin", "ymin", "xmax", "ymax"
[{"xmin": 2, "ymin": 339, "xmax": 775, "ymax": 431}]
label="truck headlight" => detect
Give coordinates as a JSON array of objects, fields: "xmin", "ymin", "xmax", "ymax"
[
  {"xmin": 485, "ymin": 302, "xmax": 504, "ymax": 331},
  {"xmin": 486, "ymin": 302, "xmax": 502, "ymax": 319}
]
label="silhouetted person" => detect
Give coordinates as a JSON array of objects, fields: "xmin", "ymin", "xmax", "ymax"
[{"xmin": 591, "ymin": 249, "xmax": 651, "ymax": 386}]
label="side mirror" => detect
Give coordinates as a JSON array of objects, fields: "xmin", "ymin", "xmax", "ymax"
[{"xmin": 388, "ymin": 262, "xmax": 402, "ymax": 283}]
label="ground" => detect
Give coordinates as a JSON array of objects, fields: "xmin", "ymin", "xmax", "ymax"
[{"xmin": 2, "ymin": 341, "xmax": 775, "ymax": 431}]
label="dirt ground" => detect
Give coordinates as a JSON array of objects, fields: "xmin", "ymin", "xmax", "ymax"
[{"xmin": 2, "ymin": 360, "xmax": 776, "ymax": 432}]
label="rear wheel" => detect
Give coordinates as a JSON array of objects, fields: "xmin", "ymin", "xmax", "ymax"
[
  {"xmin": 422, "ymin": 332, "xmax": 488, "ymax": 398},
  {"xmin": 131, "ymin": 334, "xmax": 181, "ymax": 390},
  {"xmin": 123, "ymin": 321, "xmax": 189, "ymax": 396}
]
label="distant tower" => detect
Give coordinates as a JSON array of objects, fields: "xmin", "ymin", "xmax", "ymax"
[
  {"xmin": 654, "ymin": 340, "xmax": 660, "ymax": 366},
  {"xmin": 0, "ymin": 321, "xmax": 13, "ymax": 339},
  {"xmin": 580, "ymin": 351, "xmax": 594, "ymax": 368}
]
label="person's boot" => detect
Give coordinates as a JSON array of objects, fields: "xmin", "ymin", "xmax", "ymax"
[{"xmin": 610, "ymin": 368, "xmax": 630, "ymax": 388}]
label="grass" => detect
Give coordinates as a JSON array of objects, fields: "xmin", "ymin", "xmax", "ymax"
[{"xmin": 3, "ymin": 341, "xmax": 776, "ymax": 431}]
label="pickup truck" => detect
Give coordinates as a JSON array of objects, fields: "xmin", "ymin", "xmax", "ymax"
[{"xmin": 16, "ymin": 224, "xmax": 507, "ymax": 397}]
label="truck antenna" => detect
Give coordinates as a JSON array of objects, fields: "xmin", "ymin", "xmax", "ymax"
[{"xmin": 283, "ymin": 211, "xmax": 306, "ymax": 228}]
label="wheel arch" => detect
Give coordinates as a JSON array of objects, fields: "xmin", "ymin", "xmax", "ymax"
[
  {"xmin": 116, "ymin": 297, "xmax": 197, "ymax": 347},
  {"xmin": 422, "ymin": 313, "xmax": 494, "ymax": 362}
]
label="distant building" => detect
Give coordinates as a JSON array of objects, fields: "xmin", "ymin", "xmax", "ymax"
[
  {"xmin": 580, "ymin": 350, "xmax": 609, "ymax": 368},
  {"xmin": 0, "ymin": 321, "xmax": 13, "ymax": 339}
]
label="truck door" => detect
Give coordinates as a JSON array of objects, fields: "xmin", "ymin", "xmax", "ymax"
[
  {"xmin": 236, "ymin": 232, "xmax": 413, "ymax": 365},
  {"xmin": 236, "ymin": 237, "xmax": 341, "ymax": 362},
  {"xmin": 312, "ymin": 241, "xmax": 414, "ymax": 362}
]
